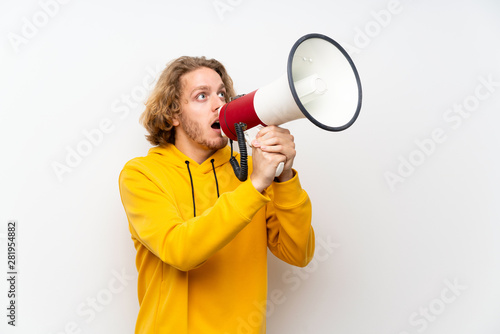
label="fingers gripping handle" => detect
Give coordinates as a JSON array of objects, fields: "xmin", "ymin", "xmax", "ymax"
[{"xmin": 244, "ymin": 125, "xmax": 284, "ymax": 178}]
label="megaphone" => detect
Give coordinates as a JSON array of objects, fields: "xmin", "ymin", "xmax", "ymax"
[{"xmin": 218, "ymin": 33, "xmax": 362, "ymax": 181}]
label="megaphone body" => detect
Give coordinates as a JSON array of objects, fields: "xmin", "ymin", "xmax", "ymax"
[{"xmin": 218, "ymin": 33, "xmax": 362, "ymax": 180}]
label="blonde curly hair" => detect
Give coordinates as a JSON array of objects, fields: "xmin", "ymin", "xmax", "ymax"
[{"xmin": 140, "ymin": 56, "xmax": 236, "ymax": 146}]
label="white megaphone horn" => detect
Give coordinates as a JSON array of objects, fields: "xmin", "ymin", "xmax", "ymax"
[{"xmin": 218, "ymin": 33, "xmax": 362, "ymax": 181}]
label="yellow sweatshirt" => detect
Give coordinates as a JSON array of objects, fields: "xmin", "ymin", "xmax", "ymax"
[{"xmin": 118, "ymin": 143, "xmax": 314, "ymax": 334}]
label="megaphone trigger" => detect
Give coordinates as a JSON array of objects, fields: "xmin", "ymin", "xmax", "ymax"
[
  {"xmin": 275, "ymin": 162, "xmax": 285, "ymax": 178},
  {"xmin": 243, "ymin": 125, "xmax": 264, "ymax": 148}
]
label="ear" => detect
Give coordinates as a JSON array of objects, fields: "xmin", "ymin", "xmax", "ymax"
[
  {"xmin": 172, "ymin": 117, "xmax": 180, "ymax": 127},
  {"xmin": 171, "ymin": 112, "xmax": 180, "ymax": 127}
]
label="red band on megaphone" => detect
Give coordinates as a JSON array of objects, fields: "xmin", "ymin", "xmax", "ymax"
[{"xmin": 218, "ymin": 90, "xmax": 266, "ymax": 141}]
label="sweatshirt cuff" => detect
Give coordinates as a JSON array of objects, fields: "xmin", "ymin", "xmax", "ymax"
[{"xmin": 271, "ymin": 169, "xmax": 308, "ymax": 207}]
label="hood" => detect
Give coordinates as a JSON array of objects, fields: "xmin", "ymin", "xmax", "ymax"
[{"xmin": 147, "ymin": 143, "xmax": 233, "ymax": 174}]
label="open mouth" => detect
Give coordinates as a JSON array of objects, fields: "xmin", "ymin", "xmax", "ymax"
[{"xmin": 211, "ymin": 120, "xmax": 221, "ymax": 129}]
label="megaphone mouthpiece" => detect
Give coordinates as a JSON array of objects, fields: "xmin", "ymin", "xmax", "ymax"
[{"xmin": 218, "ymin": 91, "xmax": 265, "ymax": 141}]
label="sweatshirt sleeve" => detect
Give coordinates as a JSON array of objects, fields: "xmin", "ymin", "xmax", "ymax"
[
  {"xmin": 118, "ymin": 162, "xmax": 270, "ymax": 272},
  {"xmin": 265, "ymin": 170, "xmax": 315, "ymax": 267}
]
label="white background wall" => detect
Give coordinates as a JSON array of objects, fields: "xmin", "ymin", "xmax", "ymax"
[{"xmin": 1, "ymin": 0, "xmax": 499, "ymax": 333}]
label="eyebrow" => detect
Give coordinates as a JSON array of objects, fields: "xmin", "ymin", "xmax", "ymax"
[{"xmin": 190, "ymin": 83, "xmax": 226, "ymax": 96}]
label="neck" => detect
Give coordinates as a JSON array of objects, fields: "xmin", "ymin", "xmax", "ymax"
[{"xmin": 174, "ymin": 141, "xmax": 216, "ymax": 165}]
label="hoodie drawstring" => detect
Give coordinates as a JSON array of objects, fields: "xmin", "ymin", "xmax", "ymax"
[
  {"xmin": 185, "ymin": 161, "xmax": 196, "ymax": 218},
  {"xmin": 210, "ymin": 159, "xmax": 220, "ymax": 198},
  {"xmin": 185, "ymin": 159, "xmax": 221, "ymax": 218}
]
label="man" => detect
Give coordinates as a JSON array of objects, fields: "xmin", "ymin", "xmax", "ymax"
[{"xmin": 119, "ymin": 56, "xmax": 315, "ymax": 333}]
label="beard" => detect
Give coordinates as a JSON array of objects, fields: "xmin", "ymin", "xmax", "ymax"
[{"xmin": 179, "ymin": 113, "xmax": 228, "ymax": 151}]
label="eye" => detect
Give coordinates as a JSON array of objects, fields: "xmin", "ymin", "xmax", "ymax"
[
  {"xmin": 196, "ymin": 93, "xmax": 207, "ymax": 100},
  {"xmin": 218, "ymin": 91, "xmax": 225, "ymax": 99}
]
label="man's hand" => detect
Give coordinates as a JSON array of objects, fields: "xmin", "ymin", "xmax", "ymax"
[{"xmin": 250, "ymin": 125, "xmax": 296, "ymax": 193}]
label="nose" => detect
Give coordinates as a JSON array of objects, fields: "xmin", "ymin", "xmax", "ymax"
[{"xmin": 213, "ymin": 97, "xmax": 225, "ymax": 113}]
